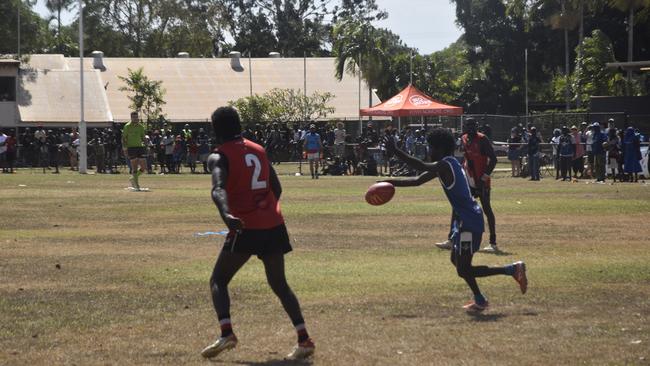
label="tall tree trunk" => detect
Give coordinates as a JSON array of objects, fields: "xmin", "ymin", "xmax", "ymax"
[{"xmin": 627, "ymin": 6, "xmax": 634, "ymax": 95}]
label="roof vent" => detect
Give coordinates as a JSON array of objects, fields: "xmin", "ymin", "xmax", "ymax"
[
  {"xmin": 229, "ymin": 51, "xmax": 243, "ymax": 71},
  {"xmin": 91, "ymin": 51, "xmax": 106, "ymax": 71},
  {"xmin": 269, "ymin": 52, "xmax": 281, "ymax": 58},
  {"xmin": 177, "ymin": 52, "xmax": 189, "ymax": 58}
]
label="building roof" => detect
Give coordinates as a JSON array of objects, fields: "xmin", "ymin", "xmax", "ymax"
[
  {"xmin": 20, "ymin": 54, "xmax": 378, "ymax": 124},
  {"xmin": 18, "ymin": 69, "xmax": 113, "ymax": 123}
]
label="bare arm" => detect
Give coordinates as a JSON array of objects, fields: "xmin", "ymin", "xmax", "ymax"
[
  {"xmin": 208, "ymin": 153, "xmax": 243, "ymax": 231},
  {"xmin": 268, "ymin": 163, "xmax": 282, "ymax": 200},
  {"xmin": 480, "ymin": 137, "xmax": 497, "ymax": 176},
  {"xmin": 381, "ymin": 171, "xmax": 436, "ymax": 187}
]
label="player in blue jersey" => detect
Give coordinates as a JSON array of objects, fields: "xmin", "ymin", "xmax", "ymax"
[{"xmin": 380, "ymin": 129, "xmax": 527, "ymax": 311}]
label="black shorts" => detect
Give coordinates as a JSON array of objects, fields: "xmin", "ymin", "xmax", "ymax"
[
  {"xmin": 127, "ymin": 147, "xmax": 146, "ymax": 159},
  {"xmin": 223, "ymin": 224, "xmax": 292, "ymax": 258}
]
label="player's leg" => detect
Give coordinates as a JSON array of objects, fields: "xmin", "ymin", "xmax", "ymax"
[
  {"xmin": 202, "ymin": 250, "xmax": 250, "ymax": 358},
  {"xmin": 261, "ymin": 253, "xmax": 315, "ymax": 359},
  {"xmin": 478, "ymin": 188, "xmax": 497, "ymax": 250},
  {"xmin": 450, "ymin": 240, "xmax": 488, "ymax": 311},
  {"xmin": 308, "ymin": 157, "xmax": 315, "ymax": 178}
]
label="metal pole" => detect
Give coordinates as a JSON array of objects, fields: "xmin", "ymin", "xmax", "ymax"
[
  {"xmin": 78, "ymin": 0, "xmax": 87, "ymax": 173},
  {"xmin": 248, "ymin": 52, "xmax": 252, "ymax": 97},
  {"xmin": 409, "ymin": 51, "xmax": 413, "ymax": 85},
  {"xmin": 576, "ymin": 0, "xmax": 584, "ymax": 109},
  {"xmin": 17, "ymin": 2, "xmax": 21, "ymax": 59},
  {"xmin": 525, "ymin": 48, "xmax": 529, "ymax": 116},
  {"xmin": 304, "ymin": 52, "xmax": 307, "ymax": 122},
  {"xmin": 358, "ymin": 55, "xmax": 362, "ymax": 137},
  {"xmin": 627, "ymin": 7, "xmax": 634, "ymax": 96},
  {"xmin": 562, "ymin": 0, "xmax": 570, "ymax": 111}
]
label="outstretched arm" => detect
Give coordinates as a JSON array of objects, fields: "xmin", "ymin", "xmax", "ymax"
[
  {"xmin": 381, "ymin": 171, "xmax": 436, "ymax": 187},
  {"xmin": 208, "ymin": 153, "xmax": 243, "ymax": 232}
]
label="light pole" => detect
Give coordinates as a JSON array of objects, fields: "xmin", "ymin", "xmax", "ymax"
[
  {"xmin": 525, "ymin": 48, "xmax": 529, "ymax": 116},
  {"xmin": 78, "ymin": 0, "xmax": 87, "ymax": 173}
]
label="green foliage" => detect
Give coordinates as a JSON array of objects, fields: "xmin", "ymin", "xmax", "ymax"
[
  {"xmin": 228, "ymin": 88, "xmax": 335, "ymax": 125},
  {"xmin": 118, "ymin": 67, "xmax": 166, "ymax": 127},
  {"xmin": 228, "ymin": 94, "xmax": 270, "ymax": 125},
  {"xmin": 0, "ymin": 0, "xmax": 51, "ymax": 55}
]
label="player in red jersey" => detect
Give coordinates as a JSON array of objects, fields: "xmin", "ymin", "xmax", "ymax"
[
  {"xmin": 200, "ymin": 107, "xmax": 314, "ymax": 360},
  {"xmin": 436, "ymin": 118, "xmax": 498, "ymax": 252}
]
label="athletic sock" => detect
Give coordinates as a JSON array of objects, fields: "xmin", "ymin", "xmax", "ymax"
[
  {"xmin": 474, "ymin": 293, "xmax": 487, "ymax": 305},
  {"xmin": 219, "ymin": 318, "xmax": 233, "ymax": 338},
  {"xmin": 295, "ymin": 323, "xmax": 309, "ymax": 343},
  {"xmin": 504, "ymin": 264, "xmax": 516, "ymax": 276}
]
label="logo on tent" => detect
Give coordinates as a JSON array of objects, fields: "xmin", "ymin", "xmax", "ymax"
[
  {"xmin": 409, "ymin": 95, "xmax": 431, "ymax": 106},
  {"xmin": 386, "ymin": 95, "xmax": 403, "ymax": 106}
]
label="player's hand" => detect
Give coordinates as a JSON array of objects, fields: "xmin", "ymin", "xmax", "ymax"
[
  {"xmin": 224, "ymin": 214, "xmax": 243, "ymax": 232},
  {"xmin": 480, "ymin": 174, "xmax": 491, "ymax": 184}
]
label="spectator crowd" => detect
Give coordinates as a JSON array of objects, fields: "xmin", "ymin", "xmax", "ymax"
[{"xmin": 1, "ymin": 118, "xmax": 646, "ymax": 182}]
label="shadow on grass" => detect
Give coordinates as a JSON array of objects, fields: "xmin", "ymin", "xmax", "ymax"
[
  {"xmin": 479, "ymin": 249, "xmax": 513, "ymax": 257},
  {"xmin": 466, "ymin": 312, "xmax": 507, "ymax": 322},
  {"xmin": 226, "ymin": 359, "xmax": 312, "ymax": 366}
]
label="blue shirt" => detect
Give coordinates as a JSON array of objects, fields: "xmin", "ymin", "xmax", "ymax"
[
  {"xmin": 440, "ymin": 156, "xmax": 485, "ymax": 233},
  {"xmin": 592, "ymin": 131, "xmax": 606, "ymax": 155},
  {"xmin": 304, "ymin": 132, "xmax": 321, "ymax": 152}
]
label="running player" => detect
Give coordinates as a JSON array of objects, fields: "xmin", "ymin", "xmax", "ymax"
[
  {"xmin": 201, "ymin": 107, "xmax": 314, "ymax": 360},
  {"xmin": 121, "ymin": 111, "xmax": 147, "ymax": 191},
  {"xmin": 380, "ymin": 129, "xmax": 527, "ymax": 311}
]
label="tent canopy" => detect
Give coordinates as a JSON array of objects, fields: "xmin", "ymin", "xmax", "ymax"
[{"xmin": 360, "ymin": 84, "xmax": 462, "ymax": 117}]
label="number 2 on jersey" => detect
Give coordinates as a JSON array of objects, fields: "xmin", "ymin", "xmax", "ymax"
[{"xmin": 245, "ymin": 153, "xmax": 268, "ymax": 190}]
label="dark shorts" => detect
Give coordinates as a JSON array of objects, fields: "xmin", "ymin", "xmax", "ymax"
[
  {"xmin": 452, "ymin": 229, "xmax": 483, "ymax": 255},
  {"xmin": 127, "ymin": 147, "xmax": 146, "ymax": 159},
  {"xmin": 223, "ymin": 224, "xmax": 292, "ymax": 258}
]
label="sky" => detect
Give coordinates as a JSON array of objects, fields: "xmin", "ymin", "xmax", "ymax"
[{"xmin": 34, "ymin": 0, "xmax": 463, "ymax": 55}]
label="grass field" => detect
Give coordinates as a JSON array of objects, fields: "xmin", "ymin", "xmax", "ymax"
[{"xmin": 1, "ymin": 168, "xmax": 649, "ymax": 365}]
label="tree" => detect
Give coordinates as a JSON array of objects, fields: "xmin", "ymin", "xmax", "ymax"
[
  {"xmin": 607, "ymin": 0, "xmax": 650, "ymax": 94},
  {"xmin": 118, "ymin": 67, "xmax": 166, "ymax": 128},
  {"xmin": 45, "ymin": 0, "xmax": 74, "ymax": 53},
  {"xmin": 332, "ymin": 18, "xmax": 393, "ymax": 107},
  {"xmin": 228, "ymin": 88, "xmax": 335, "ymax": 125},
  {"xmin": 0, "ymin": 0, "xmax": 51, "ymax": 56},
  {"xmin": 228, "ymin": 94, "xmax": 270, "ymax": 125},
  {"xmin": 573, "ymin": 29, "xmax": 642, "ymax": 101}
]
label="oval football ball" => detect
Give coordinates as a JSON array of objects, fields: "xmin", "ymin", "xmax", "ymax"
[{"xmin": 365, "ymin": 182, "xmax": 395, "ymax": 206}]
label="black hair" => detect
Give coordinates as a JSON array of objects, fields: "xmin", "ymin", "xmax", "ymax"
[
  {"xmin": 211, "ymin": 106, "xmax": 242, "ymax": 140},
  {"xmin": 426, "ymin": 128, "xmax": 455, "ymax": 156}
]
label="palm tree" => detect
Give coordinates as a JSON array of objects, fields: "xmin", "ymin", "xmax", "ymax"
[
  {"xmin": 332, "ymin": 18, "xmax": 387, "ymax": 109},
  {"xmin": 45, "ymin": 0, "xmax": 74, "ymax": 52},
  {"xmin": 607, "ymin": 0, "xmax": 650, "ymax": 94},
  {"xmin": 549, "ymin": 0, "xmax": 580, "ymax": 110}
]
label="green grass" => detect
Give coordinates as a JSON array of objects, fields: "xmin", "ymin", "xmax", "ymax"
[{"xmin": 1, "ymin": 169, "xmax": 649, "ymax": 365}]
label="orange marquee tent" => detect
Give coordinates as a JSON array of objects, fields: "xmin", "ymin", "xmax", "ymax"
[{"xmin": 360, "ymin": 84, "xmax": 463, "ymax": 117}]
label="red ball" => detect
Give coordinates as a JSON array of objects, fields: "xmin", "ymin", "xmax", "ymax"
[{"xmin": 365, "ymin": 182, "xmax": 395, "ymax": 206}]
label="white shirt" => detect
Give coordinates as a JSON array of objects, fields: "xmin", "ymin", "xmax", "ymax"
[
  {"xmin": 334, "ymin": 128, "xmax": 346, "ymax": 144},
  {"xmin": 34, "ymin": 129, "xmax": 46, "ymax": 143}
]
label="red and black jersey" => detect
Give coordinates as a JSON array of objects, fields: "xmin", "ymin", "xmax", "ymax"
[
  {"xmin": 216, "ymin": 138, "xmax": 284, "ymax": 229},
  {"xmin": 461, "ymin": 132, "xmax": 490, "ymax": 188}
]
